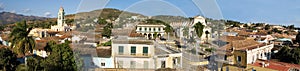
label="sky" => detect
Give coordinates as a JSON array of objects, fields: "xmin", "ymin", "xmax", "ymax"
[{"xmin": 0, "ymin": 0, "xmax": 299, "ymax": 27}]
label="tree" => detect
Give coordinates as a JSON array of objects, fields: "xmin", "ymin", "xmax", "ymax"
[
  {"xmin": 42, "ymin": 43, "xmax": 78, "ymax": 71},
  {"xmin": 153, "ymin": 32, "xmax": 158, "ymax": 40},
  {"xmin": 0, "ymin": 48, "xmax": 18, "ymax": 71},
  {"xmin": 193, "ymin": 22, "xmax": 205, "ymax": 39},
  {"xmin": 97, "ymin": 18, "xmax": 107, "ymax": 25},
  {"xmin": 276, "ymin": 46, "xmax": 300, "ymax": 64},
  {"xmin": 26, "ymin": 57, "xmax": 43, "ymax": 71},
  {"xmin": 265, "ymin": 24, "xmax": 270, "ymax": 30},
  {"xmin": 288, "ymin": 25, "xmax": 295, "ymax": 30},
  {"xmin": 9, "ymin": 21, "xmax": 35, "ymax": 56},
  {"xmin": 296, "ymin": 32, "xmax": 300, "ymax": 45},
  {"xmin": 102, "ymin": 23, "xmax": 113, "ymax": 38},
  {"xmin": 205, "ymin": 31, "xmax": 210, "ymax": 43},
  {"xmin": 144, "ymin": 19, "xmax": 173, "ymax": 35},
  {"xmin": 182, "ymin": 27, "xmax": 189, "ymax": 38}
]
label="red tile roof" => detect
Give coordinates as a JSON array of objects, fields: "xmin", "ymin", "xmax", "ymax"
[{"xmin": 252, "ymin": 60, "xmax": 300, "ymax": 71}]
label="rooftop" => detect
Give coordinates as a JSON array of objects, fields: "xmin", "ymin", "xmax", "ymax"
[
  {"xmin": 113, "ymin": 40, "xmax": 153, "ymax": 45},
  {"xmin": 251, "ymin": 60, "xmax": 300, "ymax": 71},
  {"xmin": 96, "ymin": 48, "xmax": 111, "ymax": 58}
]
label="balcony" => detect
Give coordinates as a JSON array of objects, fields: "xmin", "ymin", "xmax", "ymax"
[{"xmin": 115, "ymin": 53, "xmax": 152, "ymax": 57}]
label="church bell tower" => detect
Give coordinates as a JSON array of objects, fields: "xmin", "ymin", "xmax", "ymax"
[{"xmin": 57, "ymin": 7, "xmax": 65, "ymax": 27}]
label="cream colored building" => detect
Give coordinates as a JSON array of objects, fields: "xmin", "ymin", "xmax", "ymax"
[
  {"xmin": 111, "ymin": 39, "xmax": 182, "ymax": 69},
  {"xmin": 135, "ymin": 24, "xmax": 166, "ymax": 39},
  {"xmin": 190, "ymin": 16, "xmax": 212, "ymax": 42},
  {"xmin": 28, "ymin": 28, "xmax": 49, "ymax": 38},
  {"xmin": 223, "ymin": 39, "xmax": 274, "ymax": 67}
]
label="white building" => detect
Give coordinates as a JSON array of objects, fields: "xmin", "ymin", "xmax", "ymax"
[
  {"xmin": 111, "ymin": 39, "xmax": 182, "ymax": 69},
  {"xmin": 135, "ymin": 24, "xmax": 166, "ymax": 39},
  {"xmin": 176, "ymin": 16, "xmax": 212, "ymax": 43},
  {"xmin": 51, "ymin": 7, "xmax": 72, "ymax": 32}
]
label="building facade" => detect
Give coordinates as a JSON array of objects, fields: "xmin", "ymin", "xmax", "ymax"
[
  {"xmin": 111, "ymin": 39, "xmax": 182, "ymax": 69},
  {"xmin": 135, "ymin": 24, "xmax": 166, "ymax": 39}
]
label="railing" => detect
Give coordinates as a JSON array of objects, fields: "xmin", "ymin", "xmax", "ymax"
[{"xmin": 115, "ymin": 53, "xmax": 152, "ymax": 57}]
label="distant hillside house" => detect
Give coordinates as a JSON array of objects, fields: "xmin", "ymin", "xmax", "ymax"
[{"xmin": 51, "ymin": 7, "xmax": 73, "ymax": 32}]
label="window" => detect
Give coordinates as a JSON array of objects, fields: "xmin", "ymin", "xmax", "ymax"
[
  {"xmin": 144, "ymin": 61, "xmax": 149, "ymax": 69},
  {"xmin": 154, "ymin": 28, "xmax": 156, "ymax": 31},
  {"xmin": 143, "ymin": 47, "xmax": 148, "ymax": 56},
  {"xmin": 131, "ymin": 46, "xmax": 136, "ymax": 55},
  {"xmin": 161, "ymin": 61, "xmax": 166, "ymax": 68},
  {"xmin": 139, "ymin": 27, "xmax": 142, "ymax": 31},
  {"xmin": 237, "ymin": 56, "xmax": 241, "ymax": 63},
  {"xmin": 149, "ymin": 28, "xmax": 151, "ymax": 31},
  {"xmin": 158, "ymin": 28, "xmax": 161, "ymax": 31},
  {"xmin": 145, "ymin": 28, "xmax": 147, "ymax": 31},
  {"xmin": 118, "ymin": 46, "xmax": 124, "ymax": 55},
  {"xmin": 101, "ymin": 63, "xmax": 105, "ymax": 66},
  {"xmin": 130, "ymin": 61, "xmax": 136, "ymax": 68}
]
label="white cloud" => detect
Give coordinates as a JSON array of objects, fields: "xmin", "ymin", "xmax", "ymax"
[
  {"xmin": 22, "ymin": 8, "xmax": 31, "ymax": 13},
  {"xmin": 44, "ymin": 12, "xmax": 52, "ymax": 17}
]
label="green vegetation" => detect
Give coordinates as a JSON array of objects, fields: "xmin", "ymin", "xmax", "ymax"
[
  {"xmin": 225, "ymin": 20, "xmax": 241, "ymax": 27},
  {"xmin": 153, "ymin": 32, "xmax": 158, "ymax": 39},
  {"xmin": 205, "ymin": 31, "xmax": 210, "ymax": 43},
  {"xmin": 296, "ymin": 32, "xmax": 300, "ymax": 46},
  {"xmin": 100, "ymin": 40, "xmax": 112, "ymax": 46},
  {"xmin": 182, "ymin": 27, "xmax": 189, "ymax": 38},
  {"xmin": 193, "ymin": 22, "xmax": 205, "ymax": 39},
  {"xmin": 275, "ymin": 46, "xmax": 300, "ymax": 64},
  {"xmin": 24, "ymin": 41, "xmax": 80, "ymax": 71},
  {"xmin": 0, "ymin": 48, "xmax": 18, "ymax": 71},
  {"xmin": 205, "ymin": 48, "xmax": 215, "ymax": 52},
  {"xmin": 9, "ymin": 21, "xmax": 35, "ymax": 56},
  {"xmin": 102, "ymin": 23, "xmax": 113, "ymax": 38},
  {"xmin": 265, "ymin": 24, "xmax": 271, "ymax": 30},
  {"xmin": 144, "ymin": 19, "xmax": 173, "ymax": 34}
]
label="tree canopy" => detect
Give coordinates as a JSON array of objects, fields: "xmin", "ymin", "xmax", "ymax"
[
  {"xmin": 0, "ymin": 48, "xmax": 18, "ymax": 71},
  {"xmin": 193, "ymin": 22, "xmax": 205, "ymax": 39},
  {"xmin": 276, "ymin": 46, "xmax": 300, "ymax": 64},
  {"xmin": 144, "ymin": 19, "xmax": 173, "ymax": 34},
  {"xmin": 9, "ymin": 21, "xmax": 35, "ymax": 56}
]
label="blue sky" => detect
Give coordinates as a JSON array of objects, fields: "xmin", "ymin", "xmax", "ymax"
[{"xmin": 0, "ymin": 0, "xmax": 299, "ymax": 27}]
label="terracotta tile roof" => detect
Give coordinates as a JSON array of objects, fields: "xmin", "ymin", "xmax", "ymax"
[
  {"xmin": 254, "ymin": 31, "xmax": 268, "ymax": 35},
  {"xmin": 96, "ymin": 48, "xmax": 111, "ymax": 57},
  {"xmin": 47, "ymin": 31, "xmax": 60, "ymax": 34},
  {"xmin": 221, "ymin": 39, "xmax": 261, "ymax": 51},
  {"xmin": 219, "ymin": 36, "xmax": 246, "ymax": 42},
  {"xmin": 252, "ymin": 60, "xmax": 300, "ymax": 71},
  {"xmin": 274, "ymin": 34, "xmax": 290, "ymax": 38},
  {"xmin": 235, "ymin": 30, "xmax": 254, "ymax": 36}
]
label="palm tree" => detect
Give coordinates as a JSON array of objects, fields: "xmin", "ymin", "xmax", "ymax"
[
  {"xmin": 193, "ymin": 22, "xmax": 205, "ymax": 40},
  {"xmin": 9, "ymin": 21, "xmax": 35, "ymax": 56},
  {"xmin": 205, "ymin": 31, "xmax": 210, "ymax": 43}
]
